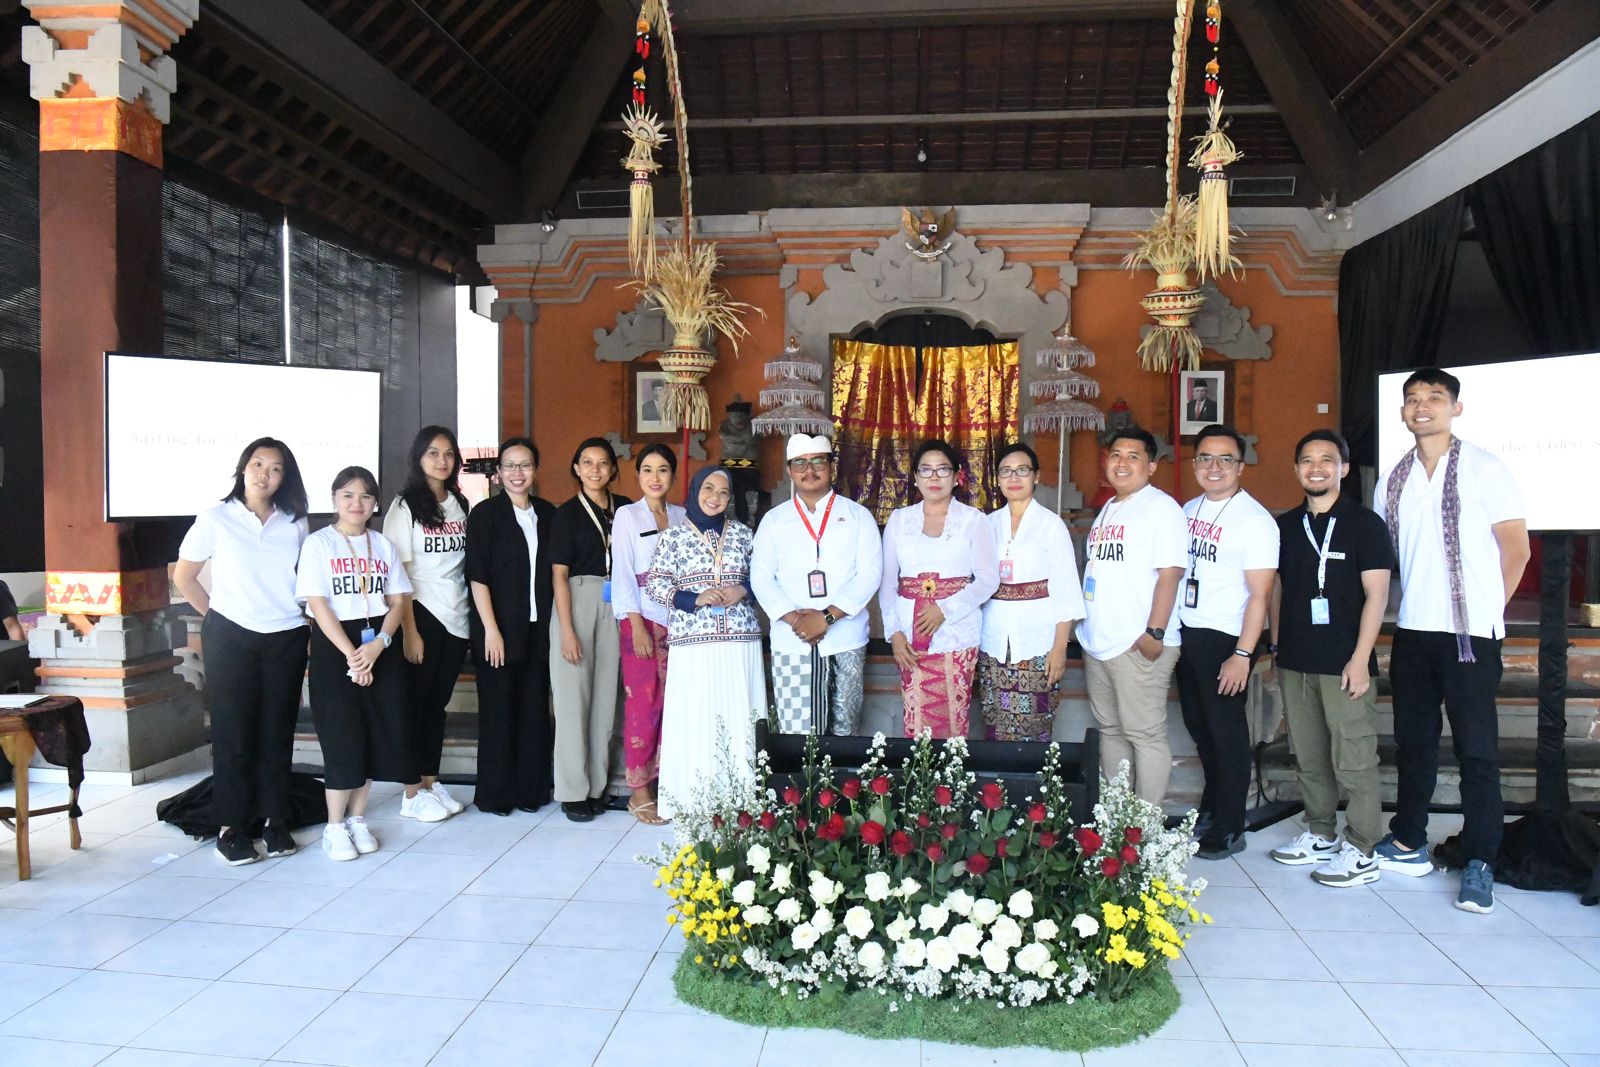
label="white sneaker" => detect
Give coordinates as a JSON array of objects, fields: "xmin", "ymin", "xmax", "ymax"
[
  {"xmin": 399, "ymin": 790, "xmax": 450, "ymax": 823},
  {"xmin": 428, "ymin": 781, "xmax": 465, "ymax": 815},
  {"xmin": 345, "ymin": 816, "xmax": 379, "ymax": 854},
  {"xmin": 1269, "ymin": 830, "xmax": 1343, "ymax": 866},
  {"xmin": 1311, "ymin": 842, "xmax": 1381, "ymax": 888},
  {"xmin": 322, "ymin": 823, "xmax": 358, "ymax": 862}
]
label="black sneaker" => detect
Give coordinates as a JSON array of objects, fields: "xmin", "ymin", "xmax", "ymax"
[
  {"xmin": 215, "ymin": 827, "xmax": 260, "ymax": 866},
  {"xmin": 262, "ymin": 822, "xmax": 297, "ymax": 858},
  {"xmin": 563, "ymin": 801, "xmax": 595, "ymax": 823},
  {"xmin": 589, "ymin": 795, "xmax": 611, "ymax": 815},
  {"xmin": 1196, "ymin": 832, "xmax": 1247, "ymax": 860}
]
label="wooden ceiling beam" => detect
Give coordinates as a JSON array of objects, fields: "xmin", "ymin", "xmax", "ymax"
[
  {"xmin": 671, "ymin": 0, "xmax": 1171, "ymax": 34},
  {"xmin": 595, "ymin": 103, "xmax": 1277, "ymax": 130}
]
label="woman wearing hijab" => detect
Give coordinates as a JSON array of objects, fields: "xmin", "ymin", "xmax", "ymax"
[{"xmin": 645, "ymin": 467, "xmax": 765, "ymax": 818}]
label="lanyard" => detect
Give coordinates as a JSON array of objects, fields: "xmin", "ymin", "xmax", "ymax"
[
  {"xmin": 1302, "ymin": 513, "xmax": 1338, "ymax": 596},
  {"xmin": 793, "ymin": 492, "xmax": 836, "ymax": 560},
  {"xmin": 1186, "ymin": 491, "xmax": 1238, "ymax": 579},
  {"xmin": 578, "ymin": 492, "xmax": 614, "ymax": 576},
  {"xmin": 699, "ymin": 522, "xmax": 728, "ymax": 585},
  {"xmin": 338, "ymin": 529, "xmax": 374, "ymax": 622}
]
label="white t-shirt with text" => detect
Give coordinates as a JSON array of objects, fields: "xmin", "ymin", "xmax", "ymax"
[
  {"xmin": 384, "ymin": 494, "xmax": 470, "ymax": 639},
  {"xmin": 295, "ymin": 525, "xmax": 413, "ymax": 623},
  {"xmin": 1179, "ymin": 489, "xmax": 1280, "ymax": 636},
  {"xmin": 1077, "ymin": 484, "xmax": 1189, "ymax": 661}
]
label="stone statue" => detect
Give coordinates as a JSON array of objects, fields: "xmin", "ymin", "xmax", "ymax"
[{"xmin": 718, "ymin": 398, "xmax": 763, "ymax": 524}]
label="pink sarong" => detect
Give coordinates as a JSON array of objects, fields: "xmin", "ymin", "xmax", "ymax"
[
  {"xmin": 899, "ymin": 646, "xmax": 979, "ymax": 740},
  {"xmin": 619, "ymin": 616, "xmax": 669, "ymax": 787}
]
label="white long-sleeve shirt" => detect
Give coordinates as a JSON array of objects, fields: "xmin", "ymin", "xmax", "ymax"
[
  {"xmin": 980, "ymin": 498, "xmax": 1086, "ymax": 662},
  {"xmin": 610, "ymin": 498, "xmax": 686, "ymax": 627},
  {"xmin": 878, "ymin": 499, "xmax": 1000, "ymax": 654},
  {"xmin": 750, "ymin": 490, "xmax": 883, "ymax": 656}
]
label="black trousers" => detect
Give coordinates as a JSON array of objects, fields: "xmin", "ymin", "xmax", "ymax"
[
  {"xmin": 407, "ymin": 603, "xmax": 469, "ymax": 779},
  {"xmin": 308, "ymin": 620, "xmax": 415, "ymax": 790},
  {"xmin": 202, "ymin": 611, "xmax": 308, "ymax": 827},
  {"xmin": 473, "ymin": 621, "xmax": 554, "ymax": 812},
  {"xmin": 1176, "ymin": 626, "xmax": 1252, "ymax": 841},
  {"xmin": 1389, "ymin": 627, "xmax": 1504, "ymax": 863}
]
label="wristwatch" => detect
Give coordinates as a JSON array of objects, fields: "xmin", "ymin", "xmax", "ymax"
[
  {"xmin": 377, "ymin": 631, "xmax": 392, "ymax": 649},
  {"xmin": 821, "ymin": 609, "xmax": 838, "ymax": 627},
  {"xmin": 1144, "ymin": 626, "xmax": 1165, "ymax": 641}
]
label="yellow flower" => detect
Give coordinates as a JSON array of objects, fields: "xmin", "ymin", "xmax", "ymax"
[
  {"xmin": 1126, "ymin": 949, "xmax": 1147, "ymax": 969},
  {"xmin": 1202, "ymin": 913, "xmax": 1214, "ymax": 925},
  {"xmin": 1151, "ymin": 879, "xmax": 1167, "ymax": 892},
  {"xmin": 695, "ymin": 954, "xmax": 704, "ymax": 964},
  {"xmin": 685, "ymin": 854, "xmax": 698, "ymax": 867},
  {"xmin": 666, "ymin": 913, "xmax": 678, "ymax": 925},
  {"xmin": 1158, "ymin": 891, "xmax": 1176, "ymax": 907},
  {"xmin": 682, "ymin": 902, "xmax": 697, "ymax": 917},
  {"xmin": 1101, "ymin": 902, "xmax": 1126, "ymax": 930}
]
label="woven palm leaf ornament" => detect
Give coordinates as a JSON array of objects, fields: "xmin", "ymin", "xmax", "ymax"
[
  {"xmin": 753, "ymin": 336, "xmax": 831, "ymax": 438},
  {"xmin": 1023, "ymin": 325, "xmax": 1106, "ymax": 517},
  {"xmin": 621, "ymin": 0, "xmax": 760, "ymax": 432},
  {"xmin": 1123, "ymin": 0, "xmax": 1243, "ymax": 373}
]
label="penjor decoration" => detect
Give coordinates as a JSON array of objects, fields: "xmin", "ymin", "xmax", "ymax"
[
  {"xmin": 1023, "ymin": 325, "xmax": 1105, "ymax": 517},
  {"xmin": 621, "ymin": 0, "xmax": 760, "ymax": 432},
  {"xmin": 1123, "ymin": 0, "xmax": 1242, "ymax": 374}
]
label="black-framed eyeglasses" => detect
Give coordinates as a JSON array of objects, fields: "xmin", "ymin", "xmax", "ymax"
[
  {"xmin": 1193, "ymin": 454, "xmax": 1239, "ymax": 468},
  {"xmin": 997, "ymin": 465, "xmax": 1034, "ymax": 479},
  {"xmin": 787, "ymin": 456, "xmax": 832, "ymax": 472},
  {"xmin": 916, "ymin": 465, "xmax": 956, "ymax": 479}
]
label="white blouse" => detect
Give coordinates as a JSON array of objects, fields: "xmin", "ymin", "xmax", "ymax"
[
  {"xmin": 610, "ymin": 498, "xmax": 687, "ymax": 627},
  {"xmin": 980, "ymin": 498, "xmax": 1087, "ymax": 662},
  {"xmin": 877, "ymin": 499, "xmax": 1000, "ymax": 654}
]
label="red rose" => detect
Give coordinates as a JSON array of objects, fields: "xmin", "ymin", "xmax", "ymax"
[
  {"xmin": 796, "ymin": 817, "xmax": 809, "ymax": 832},
  {"xmin": 934, "ymin": 785, "xmax": 954, "ymax": 806},
  {"xmin": 819, "ymin": 813, "xmax": 846, "ymax": 841},
  {"xmin": 783, "ymin": 786, "xmax": 802, "ymax": 806},
  {"xmin": 966, "ymin": 852, "xmax": 991, "ymax": 875},
  {"xmin": 860, "ymin": 820, "xmax": 886, "ymax": 846},
  {"xmin": 1074, "ymin": 827, "xmax": 1104, "ymax": 854},
  {"xmin": 926, "ymin": 842, "xmax": 944, "ymax": 862},
  {"xmin": 736, "ymin": 811, "xmax": 753, "ymax": 830},
  {"xmin": 916, "ymin": 813, "xmax": 931, "ymax": 828},
  {"xmin": 995, "ymin": 836, "xmax": 1010, "ymax": 858},
  {"xmin": 870, "ymin": 775, "xmax": 892, "ymax": 796},
  {"xmin": 1039, "ymin": 831, "xmax": 1058, "ymax": 849},
  {"xmin": 890, "ymin": 831, "xmax": 914, "ymax": 857},
  {"xmin": 1120, "ymin": 845, "xmax": 1140, "ymax": 865},
  {"xmin": 711, "ymin": 815, "xmax": 725, "ymax": 829},
  {"xmin": 1124, "ymin": 826, "xmax": 1143, "ymax": 845},
  {"xmin": 841, "ymin": 778, "xmax": 862, "ymax": 800},
  {"xmin": 818, "ymin": 788, "xmax": 837, "ymax": 809},
  {"xmin": 979, "ymin": 783, "xmax": 1004, "ymax": 810},
  {"xmin": 940, "ymin": 822, "xmax": 958, "ymax": 840},
  {"xmin": 1029, "ymin": 803, "xmax": 1047, "ymax": 823},
  {"xmin": 758, "ymin": 811, "xmax": 776, "ymax": 831},
  {"xmin": 1101, "ymin": 856, "xmax": 1123, "ymax": 878}
]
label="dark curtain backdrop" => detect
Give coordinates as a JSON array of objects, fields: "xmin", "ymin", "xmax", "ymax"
[
  {"xmin": 0, "ymin": 95, "xmax": 42, "ymax": 571},
  {"xmin": 1337, "ymin": 192, "xmax": 1465, "ymax": 469}
]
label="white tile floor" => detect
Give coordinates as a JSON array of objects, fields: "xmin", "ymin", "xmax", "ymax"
[{"xmin": 2, "ymin": 770, "xmax": 1598, "ymax": 1066}]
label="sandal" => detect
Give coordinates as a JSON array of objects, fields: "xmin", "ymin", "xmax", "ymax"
[{"xmin": 629, "ymin": 798, "xmax": 667, "ymax": 826}]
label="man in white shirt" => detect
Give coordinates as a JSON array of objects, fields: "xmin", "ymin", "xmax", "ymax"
[
  {"xmin": 751, "ymin": 434, "xmax": 883, "ymax": 734},
  {"xmin": 1077, "ymin": 428, "xmax": 1189, "ymax": 804},
  {"xmin": 1372, "ymin": 368, "xmax": 1529, "ymax": 915},
  {"xmin": 1176, "ymin": 424, "xmax": 1280, "ymax": 859}
]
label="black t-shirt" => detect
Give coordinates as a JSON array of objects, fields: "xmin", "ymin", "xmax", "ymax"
[
  {"xmin": 0, "ymin": 579, "xmax": 16, "ymax": 621},
  {"xmin": 550, "ymin": 492, "xmax": 631, "ymax": 577},
  {"xmin": 1275, "ymin": 494, "xmax": 1394, "ymax": 676}
]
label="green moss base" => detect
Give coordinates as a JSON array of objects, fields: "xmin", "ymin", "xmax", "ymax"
[{"xmin": 671, "ymin": 954, "xmax": 1180, "ymax": 1052}]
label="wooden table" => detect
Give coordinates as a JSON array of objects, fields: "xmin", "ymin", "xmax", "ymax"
[{"xmin": 0, "ymin": 697, "xmax": 86, "ymax": 880}]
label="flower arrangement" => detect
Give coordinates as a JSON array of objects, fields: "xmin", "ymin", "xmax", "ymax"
[{"xmin": 649, "ymin": 733, "xmax": 1209, "ymax": 1010}]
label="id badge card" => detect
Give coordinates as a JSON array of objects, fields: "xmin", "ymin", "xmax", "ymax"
[
  {"xmin": 602, "ymin": 579, "xmax": 612, "ymax": 604},
  {"xmin": 1083, "ymin": 575, "xmax": 1095, "ymax": 602},
  {"xmin": 1183, "ymin": 578, "xmax": 1199, "ymax": 610},
  {"xmin": 359, "ymin": 626, "xmax": 377, "ymax": 645},
  {"xmin": 998, "ymin": 559, "xmax": 1014, "ymax": 582},
  {"xmin": 807, "ymin": 569, "xmax": 828, "ymax": 598},
  {"xmin": 1310, "ymin": 597, "xmax": 1331, "ymax": 625}
]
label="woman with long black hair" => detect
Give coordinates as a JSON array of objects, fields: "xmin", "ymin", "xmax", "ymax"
[
  {"xmin": 465, "ymin": 437, "xmax": 556, "ymax": 815},
  {"xmin": 383, "ymin": 425, "xmax": 470, "ymax": 822},
  {"xmin": 175, "ymin": 438, "xmax": 310, "ymax": 865}
]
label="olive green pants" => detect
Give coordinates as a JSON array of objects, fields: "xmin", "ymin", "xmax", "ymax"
[{"xmin": 1280, "ymin": 668, "xmax": 1382, "ymax": 854}]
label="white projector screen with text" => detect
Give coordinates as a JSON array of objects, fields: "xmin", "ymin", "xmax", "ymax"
[
  {"xmin": 105, "ymin": 354, "xmax": 381, "ymax": 520},
  {"xmin": 1376, "ymin": 353, "xmax": 1600, "ymax": 532}
]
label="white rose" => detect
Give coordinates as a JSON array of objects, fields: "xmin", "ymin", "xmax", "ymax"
[
  {"xmin": 1034, "ymin": 919, "xmax": 1060, "ymax": 942},
  {"xmin": 1007, "ymin": 889, "xmax": 1035, "ymax": 919},
  {"xmin": 917, "ymin": 903, "xmax": 950, "ymax": 932},
  {"xmin": 857, "ymin": 940, "xmax": 886, "ymax": 975},
  {"xmin": 980, "ymin": 940, "xmax": 1010, "ymax": 974},
  {"xmin": 717, "ymin": 866, "xmax": 735, "ymax": 885},
  {"xmin": 811, "ymin": 907, "xmax": 835, "ymax": 934},
  {"xmin": 731, "ymin": 880, "xmax": 756, "ymax": 907},
  {"xmin": 926, "ymin": 936, "xmax": 959, "ymax": 972},
  {"xmin": 770, "ymin": 862, "xmax": 791, "ymax": 892},
  {"xmin": 864, "ymin": 872, "xmax": 892, "ymax": 902},
  {"xmin": 743, "ymin": 905, "xmax": 772, "ymax": 926},
  {"xmin": 790, "ymin": 922, "xmax": 819, "ymax": 951},
  {"xmin": 775, "ymin": 897, "xmax": 802, "ymax": 923},
  {"xmin": 1040, "ymin": 960, "xmax": 1059, "ymax": 978},
  {"xmin": 746, "ymin": 844, "xmax": 771, "ymax": 874},
  {"xmin": 1071, "ymin": 913, "xmax": 1100, "ymax": 939},
  {"xmin": 844, "ymin": 906, "xmax": 874, "ymax": 940},
  {"xmin": 970, "ymin": 898, "xmax": 1002, "ymax": 926},
  {"xmin": 885, "ymin": 913, "xmax": 915, "ymax": 942},
  {"xmin": 944, "ymin": 889, "xmax": 974, "ymax": 916},
  {"xmin": 948, "ymin": 921, "xmax": 983, "ymax": 957},
  {"xmin": 808, "ymin": 873, "xmax": 841, "ymax": 906},
  {"xmin": 989, "ymin": 915, "xmax": 1023, "ymax": 950},
  {"xmin": 895, "ymin": 937, "xmax": 927, "ymax": 968},
  {"xmin": 1015, "ymin": 942, "xmax": 1051, "ymax": 975},
  {"xmin": 896, "ymin": 877, "xmax": 922, "ymax": 899}
]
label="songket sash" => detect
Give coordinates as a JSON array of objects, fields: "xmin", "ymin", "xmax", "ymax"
[
  {"xmin": 990, "ymin": 579, "xmax": 1049, "ymax": 603},
  {"xmin": 897, "ymin": 572, "xmax": 971, "ymax": 651}
]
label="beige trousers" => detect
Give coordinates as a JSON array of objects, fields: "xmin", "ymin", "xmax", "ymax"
[
  {"xmin": 1084, "ymin": 645, "xmax": 1180, "ymax": 804},
  {"xmin": 1280, "ymin": 668, "xmax": 1382, "ymax": 853},
  {"xmin": 550, "ymin": 575, "xmax": 621, "ymax": 803}
]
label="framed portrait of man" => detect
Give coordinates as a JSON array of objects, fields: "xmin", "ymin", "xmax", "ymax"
[
  {"xmin": 628, "ymin": 364, "xmax": 678, "ymax": 442},
  {"xmin": 1177, "ymin": 369, "xmax": 1228, "ymax": 438}
]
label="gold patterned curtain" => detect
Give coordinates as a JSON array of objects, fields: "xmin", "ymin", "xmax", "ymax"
[{"xmin": 832, "ymin": 338, "xmax": 1019, "ymax": 522}]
